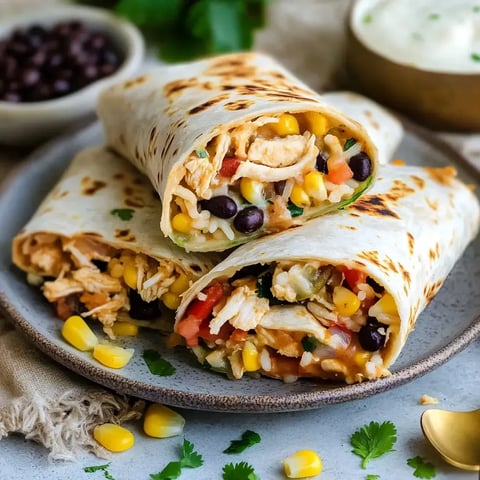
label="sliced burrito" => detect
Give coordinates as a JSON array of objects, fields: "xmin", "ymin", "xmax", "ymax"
[
  {"xmin": 12, "ymin": 147, "xmax": 220, "ymax": 338},
  {"xmin": 174, "ymin": 165, "xmax": 479, "ymax": 384},
  {"xmin": 97, "ymin": 52, "xmax": 379, "ymax": 252}
]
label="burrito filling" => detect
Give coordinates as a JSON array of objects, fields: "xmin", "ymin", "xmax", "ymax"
[
  {"xmin": 175, "ymin": 262, "xmax": 399, "ymax": 384},
  {"xmin": 171, "ymin": 112, "xmax": 373, "ymax": 248},
  {"xmin": 17, "ymin": 233, "xmax": 192, "ymax": 337}
]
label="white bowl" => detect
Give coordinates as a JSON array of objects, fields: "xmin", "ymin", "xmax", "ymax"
[{"xmin": 0, "ymin": 5, "xmax": 145, "ymax": 146}]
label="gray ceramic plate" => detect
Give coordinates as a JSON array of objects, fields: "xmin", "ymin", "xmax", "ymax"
[{"xmin": 0, "ymin": 121, "xmax": 479, "ymax": 413}]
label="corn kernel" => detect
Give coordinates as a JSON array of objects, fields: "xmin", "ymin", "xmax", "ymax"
[
  {"xmin": 283, "ymin": 449, "xmax": 323, "ymax": 478},
  {"xmin": 275, "ymin": 113, "xmax": 300, "ymax": 136},
  {"xmin": 108, "ymin": 258, "xmax": 124, "ymax": 278},
  {"xmin": 111, "ymin": 322, "xmax": 139, "ymax": 337},
  {"xmin": 171, "ymin": 212, "xmax": 192, "ymax": 234},
  {"xmin": 240, "ymin": 177, "xmax": 264, "ymax": 204},
  {"xmin": 123, "ymin": 263, "xmax": 137, "ymax": 290},
  {"xmin": 162, "ymin": 292, "xmax": 181, "ymax": 310},
  {"xmin": 93, "ymin": 423, "xmax": 134, "ymax": 452},
  {"xmin": 93, "ymin": 344, "xmax": 134, "ymax": 369},
  {"xmin": 372, "ymin": 293, "xmax": 397, "ymax": 315},
  {"xmin": 290, "ymin": 184, "xmax": 311, "ymax": 208},
  {"xmin": 303, "ymin": 111, "xmax": 328, "ymax": 137},
  {"xmin": 170, "ymin": 273, "xmax": 190, "ymax": 294},
  {"xmin": 354, "ymin": 351, "xmax": 370, "ymax": 367},
  {"xmin": 143, "ymin": 404, "xmax": 185, "ymax": 438},
  {"xmin": 62, "ymin": 315, "xmax": 98, "ymax": 351},
  {"xmin": 242, "ymin": 341, "xmax": 260, "ymax": 372},
  {"xmin": 304, "ymin": 170, "xmax": 327, "ymax": 202},
  {"xmin": 333, "ymin": 286, "xmax": 361, "ymax": 316}
]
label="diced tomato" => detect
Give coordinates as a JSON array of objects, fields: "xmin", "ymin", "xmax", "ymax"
[
  {"xmin": 339, "ymin": 267, "xmax": 367, "ymax": 292},
  {"xmin": 176, "ymin": 315, "xmax": 203, "ymax": 346},
  {"xmin": 229, "ymin": 329, "xmax": 249, "ymax": 343},
  {"xmin": 219, "ymin": 157, "xmax": 240, "ymax": 177},
  {"xmin": 198, "ymin": 319, "xmax": 233, "ymax": 343},
  {"xmin": 327, "ymin": 161, "xmax": 353, "ymax": 185}
]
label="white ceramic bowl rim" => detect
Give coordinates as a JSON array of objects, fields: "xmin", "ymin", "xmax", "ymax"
[{"xmin": 0, "ymin": 5, "xmax": 145, "ymax": 113}]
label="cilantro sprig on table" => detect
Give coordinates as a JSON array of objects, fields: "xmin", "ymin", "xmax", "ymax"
[
  {"xmin": 350, "ymin": 421, "xmax": 397, "ymax": 469},
  {"xmin": 84, "ymin": 463, "xmax": 116, "ymax": 480},
  {"xmin": 150, "ymin": 438, "xmax": 203, "ymax": 480},
  {"xmin": 223, "ymin": 430, "xmax": 261, "ymax": 454},
  {"xmin": 80, "ymin": 0, "xmax": 268, "ymax": 62},
  {"xmin": 143, "ymin": 349, "xmax": 176, "ymax": 376},
  {"xmin": 407, "ymin": 456, "xmax": 437, "ymax": 479},
  {"xmin": 223, "ymin": 462, "xmax": 260, "ymax": 480}
]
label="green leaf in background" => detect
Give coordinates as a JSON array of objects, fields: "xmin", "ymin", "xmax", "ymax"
[
  {"xmin": 116, "ymin": 0, "xmax": 183, "ymax": 28},
  {"xmin": 143, "ymin": 349, "xmax": 176, "ymax": 376}
]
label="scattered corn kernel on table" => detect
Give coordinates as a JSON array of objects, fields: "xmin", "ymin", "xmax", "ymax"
[{"xmin": 1, "ymin": 0, "xmax": 480, "ymax": 479}]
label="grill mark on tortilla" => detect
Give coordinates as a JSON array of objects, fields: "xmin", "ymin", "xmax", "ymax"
[
  {"xmin": 423, "ymin": 166, "xmax": 457, "ymax": 185},
  {"xmin": 125, "ymin": 197, "xmax": 145, "ymax": 208},
  {"xmin": 122, "ymin": 74, "xmax": 149, "ymax": 89},
  {"xmin": 81, "ymin": 177, "xmax": 106, "ymax": 196},
  {"xmin": 407, "ymin": 232, "xmax": 415, "ymax": 255},
  {"xmin": 163, "ymin": 78, "xmax": 198, "ymax": 98},
  {"xmin": 339, "ymin": 225, "xmax": 357, "ymax": 230},
  {"xmin": 410, "ymin": 175, "xmax": 425, "ymax": 189},
  {"xmin": 161, "ymin": 131, "xmax": 175, "ymax": 159},
  {"xmin": 189, "ymin": 93, "xmax": 231, "ymax": 115},
  {"xmin": 424, "ymin": 279, "xmax": 444, "ymax": 303},
  {"xmin": 132, "ymin": 177, "xmax": 144, "ymax": 186},
  {"xmin": 401, "ymin": 268, "xmax": 411, "ymax": 288},
  {"xmin": 224, "ymin": 99, "xmax": 254, "ymax": 111},
  {"xmin": 348, "ymin": 196, "xmax": 399, "ymax": 218},
  {"xmin": 113, "ymin": 173, "xmax": 124, "ymax": 180},
  {"xmin": 115, "ymin": 229, "xmax": 136, "ymax": 242},
  {"xmin": 149, "ymin": 127, "xmax": 157, "ymax": 144},
  {"xmin": 425, "ymin": 197, "xmax": 439, "ymax": 211}
]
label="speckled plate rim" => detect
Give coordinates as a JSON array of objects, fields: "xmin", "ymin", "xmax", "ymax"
[{"xmin": 0, "ymin": 119, "xmax": 479, "ymax": 413}]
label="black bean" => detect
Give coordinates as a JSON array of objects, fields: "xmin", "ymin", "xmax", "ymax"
[
  {"xmin": 315, "ymin": 153, "xmax": 328, "ymax": 173},
  {"xmin": 358, "ymin": 321, "xmax": 387, "ymax": 351},
  {"xmin": 20, "ymin": 68, "xmax": 40, "ymax": 87},
  {"xmin": 366, "ymin": 276, "xmax": 384, "ymax": 294},
  {"xmin": 200, "ymin": 195, "xmax": 238, "ymax": 219},
  {"xmin": 233, "ymin": 206, "xmax": 264, "ymax": 234},
  {"xmin": 349, "ymin": 152, "xmax": 372, "ymax": 181},
  {"xmin": 274, "ymin": 180, "xmax": 286, "ymax": 195},
  {"xmin": 87, "ymin": 33, "xmax": 107, "ymax": 51},
  {"xmin": 129, "ymin": 290, "xmax": 161, "ymax": 320},
  {"xmin": 52, "ymin": 78, "xmax": 71, "ymax": 95},
  {"xmin": 27, "ymin": 83, "xmax": 51, "ymax": 102},
  {"xmin": 29, "ymin": 50, "xmax": 47, "ymax": 67},
  {"xmin": 1, "ymin": 91, "xmax": 21, "ymax": 103},
  {"xmin": 92, "ymin": 259, "xmax": 108, "ymax": 272},
  {"xmin": 101, "ymin": 49, "xmax": 120, "ymax": 66}
]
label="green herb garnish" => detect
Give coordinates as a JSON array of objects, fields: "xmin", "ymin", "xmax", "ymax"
[
  {"xmin": 223, "ymin": 430, "xmax": 261, "ymax": 454},
  {"xmin": 343, "ymin": 138, "xmax": 357, "ymax": 151},
  {"xmin": 474, "ymin": 6, "xmax": 480, "ymax": 12},
  {"xmin": 428, "ymin": 13, "xmax": 440, "ymax": 20},
  {"xmin": 195, "ymin": 149, "xmax": 208, "ymax": 158},
  {"xmin": 363, "ymin": 13, "xmax": 373, "ymax": 24},
  {"xmin": 366, "ymin": 476, "xmax": 380, "ymax": 480},
  {"xmin": 113, "ymin": 0, "xmax": 268, "ymax": 62},
  {"xmin": 350, "ymin": 421, "xmax": 397, "ymax": 469},
  {"xmin": 84, "ymin": 463, "xmax": 116, "ymax": 480},
  {"xmin": 222, "ymin": 462, "xmax": 260, "ymax": 480},
  {"xmin": 287, "ymin": 201, "xmax": 304, "ymax": 217},
  {"xmin": 111, "ymin": 208, "xmax": 135, "ymax": 221},
  {"xmin": 150, "ymin": 439, "xmax": 203, "ymax": 480},
  {"xmin": 471, "ymin": 53, "xmax": 480, "ymax": 62},
  {"xmin": 143, "ymin": 349, "xmax": 176, "ymax": 376},
  {"xmin": 407, "ymin": 456, "xmax": 436, "ymax": 479},
  {"xmin": 301, "ymin": 336, "xmax": 318, "ymax": 352},
  {"xmin": 256, "ymin": 271, "xmax": 282, "ymax": 305}
]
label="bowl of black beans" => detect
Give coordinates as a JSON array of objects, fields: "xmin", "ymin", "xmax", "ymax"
[{"xmin": 0, "ymin": 5, "xmax": 144, "ymax": 146}]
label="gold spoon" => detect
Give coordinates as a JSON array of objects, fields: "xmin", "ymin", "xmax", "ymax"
[{"xmin": 421, "ymin": 408, "xmax": 480, "ymax": 478}]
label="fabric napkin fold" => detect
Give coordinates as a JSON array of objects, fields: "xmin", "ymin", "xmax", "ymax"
[{"xmin": 0, "ymin": 316, "xmax": 144, "ymax": 460}]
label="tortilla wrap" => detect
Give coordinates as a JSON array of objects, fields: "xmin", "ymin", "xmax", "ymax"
[
  {"xmin": 12, "ymin": 146, "xmax": 220, "ymax": 337},
  {"xmin": 174, "ymin": 165, "xmax": 479, "ymax": 384},
  {"xmin": 97, "ymin": 52, "xmax": 379, "ymax": 252},
  {"xmin": 322, "ymin": 91, "xmax": 403, "ymax": 166}
]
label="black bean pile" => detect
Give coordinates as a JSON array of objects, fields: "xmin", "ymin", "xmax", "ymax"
[{"xmin": 0, "ymin": 20, "xmax": 122, "ymax": 103}]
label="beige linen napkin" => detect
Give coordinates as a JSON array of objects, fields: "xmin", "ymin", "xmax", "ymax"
[{"xmin": 0, "ymin": 317, "xmax": 144, "ymax": 460}]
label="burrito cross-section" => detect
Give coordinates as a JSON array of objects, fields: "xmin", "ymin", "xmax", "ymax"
[
  {"xmin": 97, "ymin": 52, "xmax": 378, "ymax": 252},
  {"xmin": 12, "ymin": 147, "xmax": 220, "ymax": 338},
  {"xmin": 174, "ymin": 165, "xmax": 479, "ymax": 384}
]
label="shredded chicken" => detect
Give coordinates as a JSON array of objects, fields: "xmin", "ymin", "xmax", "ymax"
[{"xmin": 248, "ymin": 134, "xmax": 310, "ymax": 168}]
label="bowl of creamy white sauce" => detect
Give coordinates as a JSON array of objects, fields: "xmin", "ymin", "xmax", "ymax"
[{"xmin": 346, "ymin": 0, "xmax": 480, "ymax": 131}]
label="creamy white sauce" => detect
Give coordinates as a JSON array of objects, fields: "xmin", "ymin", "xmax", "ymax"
[{"xmin": 352, "ymin": 0, "xmax": 480, "ymax": 72}]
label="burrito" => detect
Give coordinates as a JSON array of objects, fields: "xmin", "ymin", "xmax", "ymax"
[
  {"xmin": 174, "ymin": 165, "xmax": 479, "ymax": 384},
  {"xmin": 97, "ymin": 52, "xmax": 379, "ymax": 252},
  {"xmin": 12, "ymin": 147, "xmax": 219, "ymax": 337}
]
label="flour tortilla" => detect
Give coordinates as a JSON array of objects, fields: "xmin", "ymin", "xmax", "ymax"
[
  {"xmin": 97, "ymin": 52, "xmax": 379, "ymax": 252},
  {"xmin": 175, "ymin": 165, "xmax": 479, "ymax": 382}
]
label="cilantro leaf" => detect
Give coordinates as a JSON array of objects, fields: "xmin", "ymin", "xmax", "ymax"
[
  {"xmin": 363, "ymin": 13, "xmax": 373, "ymax": 24},
  {"xmin": 343, "ymin": 138, "xmax": 357, "ymax": 151},
  {"xmin": 150, "ymin": 439, "xmax": 203, "ymax": 480},
  {"xmin": 366, "ymin": 475, "xmax": 380, "ymax": 480},
  {"xmin": 428, "ymin": 13, "xmax": 440, "ymax": 20},
  {"xmin": 84, "ymin": 463, "xmax": 116, "ymax": 480},
  {"xmin": 143, "ymin": 350, "xmax": 176, "ymax": 376},
  {"xmin": 301, "ymin": 336, "xmax": 318, "ymax": 352},
  {"xmin": 350, "ymin": 421, "xmax": 397, "ymax": 469},
  {"xmin": 256, "ymin": 271, "xmax": 282, "ymax": 306},
  {"xmin": 223, "ymin": 430, "xmax": 261, "ymax": 454},
  {"xmin": 180, "ymin": 439, "xmax": 204, "ymax": 468},
  {"xmin": 471, "ymin": 53, "xmax": 480, "ymax": 62},
  {"xmin": 222, "ymin": 462, "xmax": 260, "ymax": 480},
  {"xmin": 116, "ymin": 0, "xmax": 183, "ymax": 29},
  {"xmin": 111, "ymin": 208, "xmax": 135, "ymax": 221},
  {"xmin": 287, "ymin": 201, "xmax": 303, "ymax": 217},
  {"xmin": 407, "ymin": 456, "xmax": 436, "ymax": 479}
]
